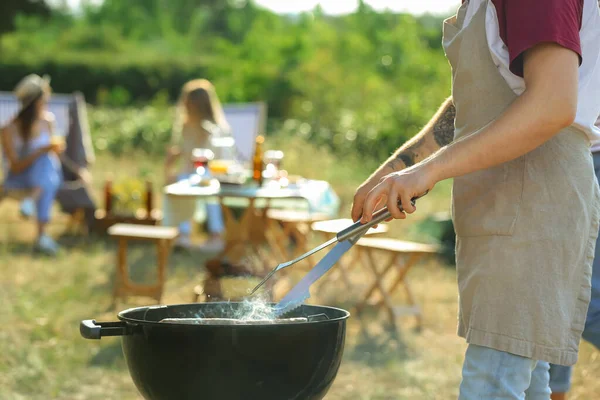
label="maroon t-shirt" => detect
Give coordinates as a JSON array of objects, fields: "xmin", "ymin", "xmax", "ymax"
[{"xmin": 463, "ymin": 0, "xmax": 584, "ymax": 76}]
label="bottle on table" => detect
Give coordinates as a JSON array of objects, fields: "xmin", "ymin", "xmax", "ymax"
[
  {"xmin": 145, "ymin": 181, "xmax": 153, "ymax": 219},
  {"xmin": 104, "ymin": 179, "xmax": 113, "ymax": 215},
  {"xmin": 252, "ymin": 135, "xmax": 265, "ymax": 186}
]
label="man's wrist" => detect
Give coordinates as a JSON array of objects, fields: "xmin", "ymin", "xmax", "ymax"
[
  {"xmin": 420, "ymin": 149, "xmax": 447, "ymax": 185},
  {"xmin": 379, "ymin": 163, "xmax": 397, "ymax": 177},
  {"xmin": 384, "ymin": 158, "xmax": 405, "ymax": 173}
]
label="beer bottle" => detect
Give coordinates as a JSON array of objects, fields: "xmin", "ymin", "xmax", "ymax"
[
  {"xmin": 104, "ymin": 179, "xmax": 113, "ymax": 215},
  {"xmin": 145, "ymin": 180, "xmax": 153, "ymax": 219},
  {"xmin": 252, "ymin": 135, "xmax": 265, "ymax": 185}
]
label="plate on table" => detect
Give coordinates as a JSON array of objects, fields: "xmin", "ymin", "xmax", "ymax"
[{"xmin": 216, "ymin": 174, "xmax": 247, "ymax": 186}]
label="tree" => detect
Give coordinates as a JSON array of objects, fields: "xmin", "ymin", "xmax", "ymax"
[{"xmin": 0, "ymin": 0, "xmax": 51, "ymax": 35}]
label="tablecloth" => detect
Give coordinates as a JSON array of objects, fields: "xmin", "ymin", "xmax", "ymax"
[{"xmin": 161, "ymin": 178, "xmax": 340, "ymax": 227}]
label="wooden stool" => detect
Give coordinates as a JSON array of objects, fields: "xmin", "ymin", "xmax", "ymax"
[
  {"xmin": 354, "ymin": 237, "xmax": 439, "ymax": 330},
  {"xmin": 108, "ymin": 223, "xmax": 178, "ymax": 307},
  {"xmin": 311, "ymin": 218, "xmax": 388, "ymax": 292}
]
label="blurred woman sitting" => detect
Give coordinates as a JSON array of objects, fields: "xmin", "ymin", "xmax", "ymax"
[
  {"xmin": 0, "ymin": 74, "xmax": 64, "ymax": 255},
  {"xmin": 165, "ymin": 79, "xmax": 233, "ymax": 250}
]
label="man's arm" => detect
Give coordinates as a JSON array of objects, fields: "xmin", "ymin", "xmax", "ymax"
[
  {"xmin": 385, "ymin": 97, "xmax": 456, "ymax": 171},
  {"xmin": 359, "ymin": 42, "xmax": 579, "ymax": 222},
  {"xmin": 427, "ymin": 43, "xmax": 577, "ymax": 183},
  {"xmin": 351, "ymin": 97, "xmax": 455, "ymax": 221}
]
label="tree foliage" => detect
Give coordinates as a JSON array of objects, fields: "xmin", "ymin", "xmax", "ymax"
[
  {"xmin": 0, "ymin": 0, "xmax": 51, "ymax": 35},
  {"xmin": 0, "ymin": 0, "xmax": 452, "ymax": 160}
]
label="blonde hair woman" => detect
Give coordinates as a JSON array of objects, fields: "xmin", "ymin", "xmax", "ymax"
[{"xmin": 165, "ymin": 79, "xmax": 232, "ymax": 250}]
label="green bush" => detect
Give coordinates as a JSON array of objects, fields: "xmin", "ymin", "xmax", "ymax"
[
  {"xmin": 0, "ymin": 57, "xmax": 208, "ymax": 106},
  {"xmin": 88, "ymin": 105, "xmax": 174, "ymax": 156}
]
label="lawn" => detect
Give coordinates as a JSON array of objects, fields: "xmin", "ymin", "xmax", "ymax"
[{"xmin": 0, "ymin": 140, "xmax": 598, "ymax": 399}]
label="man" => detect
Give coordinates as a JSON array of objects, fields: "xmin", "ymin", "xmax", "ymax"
[
  {"xmin": 352, "ymin": 0, "xmax": 600, "ymax": 398},
  {"xmin": 547, "ymin": 116, "xmax": 600, "ymax": 400}
]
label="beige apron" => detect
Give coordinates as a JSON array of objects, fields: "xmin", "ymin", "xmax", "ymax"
[{"xmin": 443, "ymin": 0, "xmax": 600, "ymax": 366}]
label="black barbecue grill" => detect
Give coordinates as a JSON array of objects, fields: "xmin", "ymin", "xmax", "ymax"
[{"xmin": 80, "ymin": 302, "xmax": 350, "ymax": 400}]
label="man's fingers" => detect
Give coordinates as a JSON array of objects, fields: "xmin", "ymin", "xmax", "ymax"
[
  {"xmin": 361, "ymin": 184, "xmax": 386, "ymax": 223},
  {"xmin": 399, "ymin": 190, "xmax": 416, "ymax": 214},
  {"xmin": 351, "ymin": 193, "xmax": 365, "ymax": 222},
  {"xmin": 387, "ymin": 186, "xmax": 405, "ymax": 219}
]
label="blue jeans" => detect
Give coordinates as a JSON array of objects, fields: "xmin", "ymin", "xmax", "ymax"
[
  {"xmin": 460, "ymin": 344, "xmax": 552, "ymax": 399},
  {"xmin": 177, "ymin": 174, "xmax": 224, "ymax": 236},
  {"xmin": 3, "ymin": 153, "xmax": 62, "ymax": 223},
  {"xmin": 548, "ymin": 152, "xmax": 600, "ymax": 393},
  {"xmin": 178, "ymin": 203, "xmax": 224, "ymax": 236}
]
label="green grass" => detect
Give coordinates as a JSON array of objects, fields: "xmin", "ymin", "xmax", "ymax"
[{"xmin": 0, "ymin": 141, "xmax": 598, "ymax": 399}]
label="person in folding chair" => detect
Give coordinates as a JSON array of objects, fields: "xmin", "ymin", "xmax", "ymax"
[
  {"xmin": 0, "ymin": 74, "xmax": 64, "ymax": 255},
  {"xmin": 165, "ymin": 79, "xmax": 231, "ymax": 251},
  {"xmin": 352, "ymin": 0, "xmax": 600, "ymax": 398},
  {"xmin": 20, "ymin": 92, "xmax": 97, "ymax": 232}
]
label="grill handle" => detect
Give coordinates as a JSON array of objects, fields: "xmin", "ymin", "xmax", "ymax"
[{"xmin": 80, "ymin": 319, "xmax": 130, "ymax": 340}]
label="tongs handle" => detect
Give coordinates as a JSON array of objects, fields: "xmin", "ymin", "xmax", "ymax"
[{"xmin": 337, "ymin": 192, "xmax": 428, "ymax": 242}]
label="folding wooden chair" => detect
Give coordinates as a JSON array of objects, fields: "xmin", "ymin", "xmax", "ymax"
[
  {"xmin": 108, "ymin": 223, "xmax": 178, "ymax": 308},
  {"xmin": 354, "ymin": 238, "xmax": 439, "ymax": 330}
]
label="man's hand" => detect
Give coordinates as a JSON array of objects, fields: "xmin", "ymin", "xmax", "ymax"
[
  {"xmin": 360, "ymin": 164, "xmax": 436, "ymax": 223},
  {"xmin": 351, "ymin": 166, "xmax": 393, "ymax": 222}
]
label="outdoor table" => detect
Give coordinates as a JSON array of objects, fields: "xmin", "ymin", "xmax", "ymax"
[{"xmin": 162, "ymin": 177, "xmax": 340, "ymax": 269}]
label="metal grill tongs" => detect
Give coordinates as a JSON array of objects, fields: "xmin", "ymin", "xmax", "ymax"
[{"xmin": 249, "ymin": 192, "xmax": 427, "ymax": 315}]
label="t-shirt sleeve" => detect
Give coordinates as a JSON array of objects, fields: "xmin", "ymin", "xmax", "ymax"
[{"xmin": 502, "ymin": 0, "xmax": 584, "ymax": 77}]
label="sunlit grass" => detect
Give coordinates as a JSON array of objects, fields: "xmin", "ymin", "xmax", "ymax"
[{"xmin": 0, "ymin": 141, "xmax": 597, "ymax": 399}]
